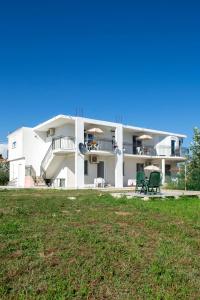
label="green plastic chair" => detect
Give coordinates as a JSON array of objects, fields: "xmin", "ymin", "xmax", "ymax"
[
  {"xmin": 142, "ymin": 171, "xmax": 161, "ymax": 195},
  {"xmin": 135, "ymin": 172, "xmax": 145, "ymax": 193}
]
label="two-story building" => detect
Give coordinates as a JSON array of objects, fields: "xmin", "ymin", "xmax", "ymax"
[{"xmin": 8, "ymin": 115, "xmax": 187, "ymax": 188}]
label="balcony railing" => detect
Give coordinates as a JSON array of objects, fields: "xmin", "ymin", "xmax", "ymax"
[
  {"xmin": 52, "ymin": 136, "xmax": 75, "ymax": 151},
  {"xmin": 123, "ymin": 144, "xmax": 156, "ymax": 156},
  {"xmin": 156, "ymin": 145, "xmax": 183, "ymax": 157},
  {"xmin": 85, "ymin": 139, "xmax": 114, "ymax": 152},
  {"xmin": 123, "ymin": 143, "xmax": 188, "ymax": 157}
]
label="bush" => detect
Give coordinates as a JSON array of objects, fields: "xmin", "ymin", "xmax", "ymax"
[
  {"xmin": 165, "ymin": 173, "xmax": 185, "ymax": 190},
  {"xmin": 0, "ymin": 162, "xmax": 9, "ymax": 186}
]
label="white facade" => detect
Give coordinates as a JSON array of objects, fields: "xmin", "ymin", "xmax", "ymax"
[{"xmin": 7, "ymin": 114, "xmax": 187, "ymax": 188}]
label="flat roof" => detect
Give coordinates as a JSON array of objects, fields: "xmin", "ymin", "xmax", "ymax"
[{"xmin": 31, "ymin": 114, "xmax": 186, "ymax": 138}]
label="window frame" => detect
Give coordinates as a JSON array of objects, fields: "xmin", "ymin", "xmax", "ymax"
[{"xmin": 12, "ymin": 141, "xmax": 17, "ymax": 149}]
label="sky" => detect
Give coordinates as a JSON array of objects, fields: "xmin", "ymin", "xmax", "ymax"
[
  {"xmin": 0, "ymin": 0, "xmax": 200, "ymax": 146},
  {"xmin": 0, "ymin": 144, "xmax": 7, "ymax": 158}
]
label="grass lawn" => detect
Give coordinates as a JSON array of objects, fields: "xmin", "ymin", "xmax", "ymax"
[{"xmin": 0, "ymin": 189, "xmax": 200, "ymax": 299}]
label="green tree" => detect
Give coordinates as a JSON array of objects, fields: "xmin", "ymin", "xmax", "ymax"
[
  {"xmin": 0, "ymin": 160, "xmax": 9, "ymax": 186},
  {"xmin": 187, "ymin": 127, "xmax": 200, "ymax": 190}
]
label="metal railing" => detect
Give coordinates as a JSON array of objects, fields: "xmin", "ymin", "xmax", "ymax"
[
  {"xmin": 157, "ymin": 145, "xmax": 184, "ymax": 157},
  {"xmin": 41, "ymin": 143, "xmax": 53, "ymax": 174},
  {"xmin": 52, "ymin": 136, "xmax": 75, "ymax": 151},
  {"xmin": 123, "ymin": 144, "xmax": 156, "ymax": 156},
  {"xmin": 85, "ymin": 139, "xmax": 114, "ymax": 152},
  {"xmin": 40, "ymin": 136, "xmax": 76, "ymax": 178},
  {"xmin": 123, "ymin": 143, "xmax": 188, "ymax": 157},
  {"xmin": 180, "ymin": 147, "xmax": 189, "ymax": 157}
]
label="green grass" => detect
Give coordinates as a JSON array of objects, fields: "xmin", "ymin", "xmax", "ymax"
[{"xmin": 0, "ymin": 189, "xmax": 200, "ymax": 299}]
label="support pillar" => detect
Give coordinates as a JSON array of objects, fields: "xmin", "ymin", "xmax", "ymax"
[
  {"xmin": 115, "ymin": 125, "xmax": 123, "ymax": 188},
  {"xmin": 75, "ymin": 117, "xmax": 84, "ymax": 188},
  {"xmin": 161, "ymin": 158, "xmax": 166, "ymax": 185}
]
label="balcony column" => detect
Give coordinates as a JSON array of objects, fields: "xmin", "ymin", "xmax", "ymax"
[
  {"xmin": 161, "ymin": 158, "xmax": 166, "ymax": 185},
  {"xmin": 115, "ymin": 125, "xmax": 123, "ymax": 188},
  {"xmin": 75, "ymin": 117, "xmax": 84, "ymax": 188}
]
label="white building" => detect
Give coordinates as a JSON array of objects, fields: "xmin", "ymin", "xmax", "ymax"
[{"xmin": 8, "ymin": 115, "xmax": 187, "ymax": 188}]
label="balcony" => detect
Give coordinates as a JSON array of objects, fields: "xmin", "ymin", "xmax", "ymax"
[
  {"xmin": 123, "ymin": 144, "xmax": 156, "ymax": 156},
  {"xmin": 52, "ymin": 136, "xmax": 75, "ymax": 151},
  {"xmin": 123, "ymin": 143, "xmax": 188, "ymax": 158},
  {"xmin": 85, "ymin": 139, "xmax": 114, "ymax": 152}
]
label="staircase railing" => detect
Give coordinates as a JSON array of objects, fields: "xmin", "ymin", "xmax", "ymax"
[
  {"xmin": 40, "ymin": 143, "xmax": 53, "ymax": 178},
  {"xmin": 52, "ymin": 136, "xmax": 75, "ymax": 151},
  {"xmin": 40, "ymin": 136, "xmax": 76, "ymax": 179}
]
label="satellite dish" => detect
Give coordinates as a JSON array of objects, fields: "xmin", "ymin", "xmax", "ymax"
[{"xmin": 79, "ymin": 143, "xmax": 87, "ymax": 155}]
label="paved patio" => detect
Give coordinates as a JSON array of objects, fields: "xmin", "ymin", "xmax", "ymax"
[
  {"xmin": 1, "ymin": 185, "xmax": 200, "ymax": 200},
  {"xmin": 108, "ymin": 189, "xmax": 200, "ymax": 200}
]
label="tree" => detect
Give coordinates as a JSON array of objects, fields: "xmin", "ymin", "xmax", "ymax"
[
  {"xmin": 0, "ymin": 160, "xmax": 9, "ymax": 186},
  {"xmin": 187, "ymin": 127, "xmax": 200, "ymax": 190}
]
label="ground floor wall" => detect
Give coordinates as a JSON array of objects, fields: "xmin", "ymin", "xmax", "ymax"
[
  {"xmin": 123, "ymin": 157, "xmax": 179, "ymax": 187},
  {"xmin": 9, "ymin": 155, "xmax": 180, "ymax": 189},
  {"xmin": 123, "ymin": 157, "xmax": 145, "ymax": 187},
  {"xmin": 84, "ymin": 156, "xmax": 115, "ymax": 187},
  {"xmin": 52, "ymin": 155, "xmax": 75, "ymax": 188},
  {"xmin": 9, "ymin": 158, "xmax": 26, "ymax": 187}
]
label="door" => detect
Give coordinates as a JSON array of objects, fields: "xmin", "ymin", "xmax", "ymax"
[
  {"xmin": 136, "ymin": 163, "xmax": 144, "ymax": 173},
  {"xmin": 97, "ymin": 161, "xmax": 104, "ymax": 178},
  {"xmin": 133, "ymin": 136, "xmax": 142, "ymax": 154},
  {"xmin": 171, "ymin": 140, "xmax": 175, "ymax": 156}
]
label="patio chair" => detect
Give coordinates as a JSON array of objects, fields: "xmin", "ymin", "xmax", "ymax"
[
  {"xmin": 135, "ymin": 172, "xmax": 145, "ymax": 192},
  {"xmin": 94, "ymin": 177, "xmax": 105, "ymax": 188},
  {"xmin": 142, "ymin": 171, "xmax": 161, "ymax": 195}
]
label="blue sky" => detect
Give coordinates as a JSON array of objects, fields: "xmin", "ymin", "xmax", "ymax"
[{"xmin": 0, "ymin": 0, "xmax": 200, "ymax": 145}]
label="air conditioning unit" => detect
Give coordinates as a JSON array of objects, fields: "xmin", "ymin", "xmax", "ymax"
[
  {"xmin": 89, "ymin": 155, "xmax": 98, "ymax": 164},
  {"xmin": 47, "ymin": 128, "xmax": 55, "ymax": 137}
]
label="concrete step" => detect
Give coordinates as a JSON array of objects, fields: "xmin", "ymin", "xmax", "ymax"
[{"xmin": 35, "ymin": 177, "xmax": 46, "ymax": 186}]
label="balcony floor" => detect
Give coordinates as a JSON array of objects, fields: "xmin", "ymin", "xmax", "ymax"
[
  {"xmin": 124, "ymin": 153, "xmax": 186, "ymax": 161},
  {"xmin": 53, "ymin": 149, "xmax": 75, "ymax": 155},
  {"xmin": 85, "ymin": 150, "xmax": 114, "ymax": 156}
]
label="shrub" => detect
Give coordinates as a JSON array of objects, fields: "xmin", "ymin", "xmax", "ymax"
[{"xmin": 0, "ymin": 161, "xmax": 9, "ymax": 186}]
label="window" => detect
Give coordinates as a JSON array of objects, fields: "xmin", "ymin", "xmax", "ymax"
[
  {"xmin": 84, "ymin": 160, "xmax": 88, "ymax": 175},
  {"xmin": 59, "ymin": 179, "xmax": 65, "ymax": 188},
  {"xmin": 123, "ymin": 162, "xmax": 125, "ymax": 176},
  {"xmin": 165, "ymin": 165, "xmax": 171, "ymax": 176},
  {"xmin": 133, "ymin": 136, "xmax": 142, "ymax": 154},
  {"xmin": 12, "ymin": 141, "xmax": 16, "ymax": 149},
  {"xmin": 171, "ymin": 140, "xmax": 176, "ymax": 156},
  {"xmin": 136, "ymin": 163, "xmax": 144, "ymax": 173}
]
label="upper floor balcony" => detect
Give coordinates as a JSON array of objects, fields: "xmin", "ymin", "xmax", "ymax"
[
  {"xmin": 52, "ymin": 136, "xmax": 75, "ymax": 152},
  {"xmin": 84, "ymin": 138, "xmax": 115, "ymax": 152},
  {"xmin": 123, "ymin": 143, "xmax": 188, "ymax": 158},
  {"xmin": 84, "ymin": 124, "xmax": 117, "ymax": 154}
]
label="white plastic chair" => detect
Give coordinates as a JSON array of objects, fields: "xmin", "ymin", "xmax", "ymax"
[{"xmin": 94, "ymin": 177, "xmax": 105, "ymax": 188}]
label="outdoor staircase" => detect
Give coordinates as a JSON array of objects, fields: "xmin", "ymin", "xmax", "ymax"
[
  {"xmin": 40, "ymin": 136, "xmax": 75, "ymax": 181},
  {"xmin": 34, "ymin": 176, "xmax": 46, "ymax": 187},
  {"xmin": 8, "ymin": 178, "xmax": 18, "ymax": 187}
]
